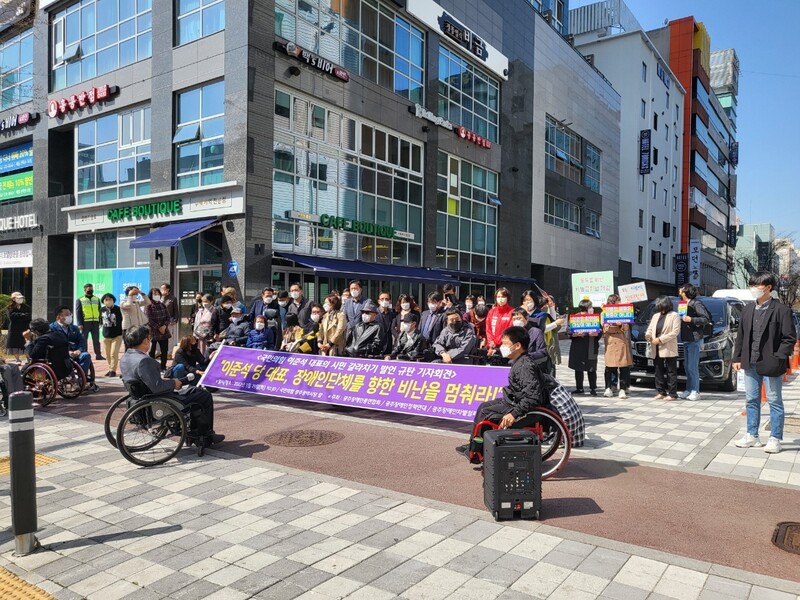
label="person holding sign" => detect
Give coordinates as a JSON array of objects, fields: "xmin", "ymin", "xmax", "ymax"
[
  {"xmin": 601, "ymin": 294, "xmax": 633, "ymax": 399},
  {"xmin": 645, "ymin": 296, "xmax": 681, "ymax": 400},
  {"xmin": 677, "ymin": 284, "xmax": 712, "ymax": 400},
  {"xmin": 568, "ymin": 299, "xmax": 600, "ymax": 395}
]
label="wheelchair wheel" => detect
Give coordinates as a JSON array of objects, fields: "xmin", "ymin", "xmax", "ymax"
[
  {"xmin": 104, "ymin": 394, "xmax": 131, "ymax": 448},
  {"xmin": 23, "ymin": 364, "xmax": 57, "ymax": 406},
  {"xmin": 515, "ymin": 407, "xmax": 571, "ymax": 480},
  {"xmin": 58, "ymin": 362, "xmax": 87, "ymax": 399},
  {"xmin": 117, "ymin": 399, "xmax": 187, "ymax": 467}
]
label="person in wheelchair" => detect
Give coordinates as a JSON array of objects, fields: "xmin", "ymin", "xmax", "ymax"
[
  {"xmin": 456, "ymin": 326, "xmax": 546, "ymax": 461},
  {"xmin": 431, "ymin": 308, "xmax": 477, "ymax": 364},
  {"xmin": 121, "ymin": 326, "xmax": 224, "ymax": 447},
  {"xmin": 50, "ymin": 307, "xmax": 98, "ymax": 392},
  {"xmin": 345, "ymin": 300, "xmax": 384, "ymax": 358},
  {"xmin": 217, "ymin": 305, "xmax": 252, "ymax": 347},
  {"xmin": 23, "ymin": 318, "xmax": 73, "ymax": 378},
  {"xmin": 386, "ymin": 313, "xmax": 424, "ymax": 361}
]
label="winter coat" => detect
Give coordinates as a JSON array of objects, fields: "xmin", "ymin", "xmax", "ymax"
[
  {"xmin": 145, "ymin": 301, "xmax": 171, "ymax": 341},
  {"xmin": 6, "ymin": 303, "xmax": 31, "ymax": 349},
  {"xmin": 568, "ymin": 333, "xmax": 600, "ymax": 371},
  {"xmin": 602, "ymin": 323, "xmax": 632, "ymax": 368},
  {"xmin": 485, "ymin": 304, "xmax": 515, "ymax": 348},
  {"xmin": 319, "ymin": 310, "xmax": 347, "ymax": 356}
]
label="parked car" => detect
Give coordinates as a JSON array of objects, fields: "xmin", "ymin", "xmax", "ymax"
[{"xmin": 629, "ymin": 296, "xmax": 745, "ymax": 391}]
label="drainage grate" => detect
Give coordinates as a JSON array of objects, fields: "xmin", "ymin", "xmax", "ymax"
[
  {"xmin": 265, "ymin": 430, "xmax": 344, "ymax": 447},
  {"xmin": 772, "ymin": 522, "xmax": 800, "ymax": 555},
  {"xmin": 0, "ymin": 453, "xmax": 59, "ymax": 476}
]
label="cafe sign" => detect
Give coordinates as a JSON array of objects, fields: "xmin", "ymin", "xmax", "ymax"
[
  {"xmin": 107, "ymin": 199, "xmax": 183, "ymax": 223},
  {"xmin": 48, "ymin": 84, "xmax": 120, "ymax": 119},
  {"xmin": 276, "ymin": 40, "xmax": 350, "ymax": 82},
  {"xmin": 319, "ymin": 214, "xmax": 400, "ymax": 239},
  {"xmin": 410, "ymin": 104, "xmax": 454, "ymax": 130}
]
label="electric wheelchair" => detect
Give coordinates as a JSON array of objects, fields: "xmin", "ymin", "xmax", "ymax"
[{"xmin": 22, "ymin": 348, "xmax": 86, "ymax": 406}]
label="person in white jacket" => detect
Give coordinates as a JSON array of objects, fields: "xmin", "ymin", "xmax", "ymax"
[{"xmin": 120, "ymin": 285, "xmax": 151, "ymax": 346}]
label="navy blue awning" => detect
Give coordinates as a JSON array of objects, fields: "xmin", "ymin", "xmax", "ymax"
[
  {"xmin": 438, "ymin": 268, "xmax": 540, "ymax": 288},
  {"xmin": 129, "ymin": 219, "xmax": 217, "ymax": 249},
  {"xmin": 275, "ymin": 252, "xmax": 457, "ymax": 284}
]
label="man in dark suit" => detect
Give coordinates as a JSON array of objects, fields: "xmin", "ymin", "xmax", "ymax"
[
  {"xmin": 249, "ymin": 287, "xmax": 279, "ymax": 321},
  {"xmin": 732, "ymin": 271, "xmax": 795, "ymax": 454},
  {"xmin": 287, "ymin": 283, "xmax": 311, "ymax": 327},
  {"xmin": 419, "ymin": 291, "xmax": 446, "ymax": 352}
]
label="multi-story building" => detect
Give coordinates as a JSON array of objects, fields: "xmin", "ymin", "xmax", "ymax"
[
  {"xmin": 571, "ymin": 0, "xmax": 685, "ymax": 297},
  {"xmin": 733, "ymin": 223, "xmax": 776, "ymax": 289},
  {"xmin": 0, "ymin": 0, "xmax": 620, "ymax": 326},
  {"xmin": 648, "ymin": 18, "xmax": 738, "ymax": 295}
]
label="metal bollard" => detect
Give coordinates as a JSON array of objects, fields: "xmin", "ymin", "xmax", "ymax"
[{"xmin": 8, "ymin": 391, "xmax": 39, "ymax": 556}]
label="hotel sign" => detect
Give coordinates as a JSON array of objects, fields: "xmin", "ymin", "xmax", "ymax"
[
  {"xmin": 48, "ymin": 84, "xmax": 120, "ymax": 119},
  {"xmin": 276, "ymin": 40, "xmax": 350, "ymax": 82},
  {"xmin": 0, "ymin": 111, "xmax": 39, "ymax": 134},
  {"xmin": 0, "ymin": 213, "xmax": 37, "ymax": 232},
  {"xmin": 639, "ymin": 129, "xmax": 651, "ymax": 174}
]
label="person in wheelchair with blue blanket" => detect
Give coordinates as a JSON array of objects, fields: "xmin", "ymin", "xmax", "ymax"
[
  {"xmin": 456, "ymin": 326, "xmax": 546, "ymax": 462},
  {"xmin": 120, "ymin": 326, "xmax": 224, "ymax": 447}
]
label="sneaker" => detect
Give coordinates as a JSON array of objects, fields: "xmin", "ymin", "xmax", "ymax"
[
  {"xmin": 618, "ymin": 389, "xmax": 627, "ymax": 399},
  {"xmin": 455, "ymin": 444, "xmax": 472, "ymax": 460},
  {"xmin": 734, "ymin": 433, "xmax": 762, "ymax": 448},
  {"xmin": 677, "ymin": 391, "xmax": 690, "ymax": 399},
  {"xmin": 210, "ymin": 433, "xmax": 225, "ymax": 445},
  {"xmin": 687, "ymin": 391, "xmax": 700, "ymax": 401},
  {"xmin": 96, "ymin": 355, "xmax": 106, "ymax": 361},
  {"xmin": 603, "ymin": 388, "xmax": 614, "ymax": 398},
  {"xmin": 573, "ymin": 388, "xmax": 585, "ymax": 395},
  {"xmin": 764, "ymin": 437, "xmax": 782, "ymax": 454},
  {"xmin": 654, "ymin": 394, "xmax": 665, "ymax": 400}
]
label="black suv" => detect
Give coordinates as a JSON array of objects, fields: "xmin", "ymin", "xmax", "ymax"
[{"xmin": 629, "ymin": 296, "xmax": 745, "ymax": 391}]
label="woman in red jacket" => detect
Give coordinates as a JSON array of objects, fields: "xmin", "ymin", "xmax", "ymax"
[{"xmin": 486, "ymin": 287, "xmax": 515, "ymax": 354}]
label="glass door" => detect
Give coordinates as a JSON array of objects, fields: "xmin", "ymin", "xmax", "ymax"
[{"xmin": 177, "ymin": 267, "xmax": 222, "ymax": 339}]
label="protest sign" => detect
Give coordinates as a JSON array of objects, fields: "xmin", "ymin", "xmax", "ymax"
[
  {"xmin": 199, "ymin": 346, "xmax": 509, "ymax": 423},
  {"xmin": 602, "ymin": 303, "xmax": 635, "ymax": 325},
  {"xmin": 678, "ymin": 301, "xmax": 688, "ymax": 316},
  {"xmin": 572, "ymin": 271, "xmax": 614, "ymax": 307},
  {"xmin": 568, "ymin": 313, "xmax": 602, "ymax": 334},
  {"xmin": 618, "ymin": 282, "xmax": 648, "ymax": 303}
]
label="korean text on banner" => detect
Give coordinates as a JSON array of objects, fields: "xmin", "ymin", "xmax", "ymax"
[
  {"xmin": 200, "ymin": 346, "xmax": 509, "ymax": 422},
  {"xmin": 568, "ymin": 313, "xmax": 602, "ymax": 334},
  {"xmin": 602, "ymin": 304, "xmax": 635, "ymax": 325},
  {"xmin": 618, "ymin": 282, "xmax": 648, "ymax": 304},
  {"xmin": 678, "ymin": 301, "xmax": 688, "ymax": 316},
  {"xmin": 571, "ymin": 270, "xmax": 614, "ymax": 307},
  {"xmin": 689, "ymin": 240, "xmax": 701, "ymax": 286}
]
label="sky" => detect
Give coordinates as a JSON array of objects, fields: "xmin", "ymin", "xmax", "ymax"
[{"xmin": 572, "ymin": 0, "xmax": 800, "ymax": 241}]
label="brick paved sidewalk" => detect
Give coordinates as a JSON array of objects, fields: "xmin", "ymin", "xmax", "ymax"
[{"xmin": 2, "ymin": 413, "xmax": 799, "ymax": 600}]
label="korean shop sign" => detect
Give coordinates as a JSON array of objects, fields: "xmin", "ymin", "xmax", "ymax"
[
  {"xmin": 0, "ymin": 171, "xmax": 33, "ymax": 202},
  {"xmin": 0, "ymin": 111, "xmax": 39, "ymax": 134},
  {"xmin": 639, "ymin": 129, "xmax": 651, "ymax": 174},
  {"xmin": 457, "ymin": 126, "xmax": 492, "ymax": 149},
  {"xmin": 275, "ymin": 40, "xmax": 350, "ymax": 82},
  {"xmin": 0, "ymin": 142, "xmax": 33, "ymax": 175},
  {"xmin": 319, "ymin": 214, "xmax": 397, "ymax": 239},
  {"xmin": 107, "ymin": 199, "xmax": 183, "ymax": 223},
  {"xmin": 48, "ymin": 85, "xmax": 120, "ymax": 119}
]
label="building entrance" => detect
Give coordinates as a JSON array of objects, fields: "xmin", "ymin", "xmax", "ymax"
[{"xmin": 177, "ymin": 267, "xmax": 222, "ymax": 340}]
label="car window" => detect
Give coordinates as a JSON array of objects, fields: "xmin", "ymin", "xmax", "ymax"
[{"xmin": 634, "ymin": 297, "xmax": 727, "ymax": 326}]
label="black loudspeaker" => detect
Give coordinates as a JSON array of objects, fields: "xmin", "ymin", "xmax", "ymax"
[{"xmin": 483, "ymin": 429, "xmax": 542, "ymax": 521}]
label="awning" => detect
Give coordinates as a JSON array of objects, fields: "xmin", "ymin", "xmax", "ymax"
[
  {"xmin": 439, "ymin": 268, "xmax": 540, "ymax": 289},
  {"xmin": 129, "ymin": 218, "xmax": 218, "ymax": 249},
  {"xmin": 275, "ymin": 252, "xmax": 458, "ymax": 284}
]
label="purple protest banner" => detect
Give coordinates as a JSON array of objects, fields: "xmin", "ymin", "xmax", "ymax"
[{"xmin": 199, "ymin": 346, "xmax": 509, "ymax": 422}]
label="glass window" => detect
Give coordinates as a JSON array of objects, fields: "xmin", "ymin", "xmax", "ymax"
[
  {"xmin": 75, "ymin": 105, "xmax": 151, "ymax": 203},
  {"xmin": 177, "ymin": 0, "xmax": 224, "ymax": 45},
  {"xmin": 544, "ymin": 193, "xmax": 580, "ymax": 233},
  {"xmin": 642, "ymin": 62, "xmax": 647, "ymax": 82},
  {"xmin": 640, "ymin": 99, "xmax": 646, "ymax": 119},
  {"xmin": 275, "ymin": 0, "xmax": 424, "ymax": 103},
  {"xmin": 174, "ymin": 81, "xmax": 224, "ymax": 188},
  {"xmin": 584, "ymin": 142, "xmax": 600, "ymax": 193},
  {"xmin": 436, "ymin": 151, "xmax": 498, "ymax": 272},
  {"xmin": 0, "ymin": 30, "xmax": 34, "ymax": 110},
  {"xmin": 51, "ymin": 0, "xmax": 152, "ymax": 92},
  {"xmin": 437, "ymin": 46, "xmax": 500, "ymax": 142},
  {"xmin": 545, "ymin": 114, "xmax": 586, "ymax": 185}
]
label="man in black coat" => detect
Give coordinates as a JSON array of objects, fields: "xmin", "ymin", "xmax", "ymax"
[
  {"xmin": 23, "ymin": 318, "xmax": 72, "ymax": 379},
  {"xmin": 732, "ymin": 271, "xmax": 796, "ymax": 454},
  {"xmin": 419, "ymin": 291, "xmax": 446, "ymax": 350},
  {"xmin": 249, "ymin": 287, "xmax": 279, "ymax": 321},
  {"xmin": 346, "ymin": 300, "xmax": 384, "ymax": 358}
]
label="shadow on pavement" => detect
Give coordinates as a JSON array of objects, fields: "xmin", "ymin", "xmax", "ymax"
[
  {"xmin": 46, "ymin": 525, "xmax": 183, "ymax": 550},
  {"xmin": 553, "ymin": 457, "xmax": 634, "ymax": 481},
  {"xmin": 541, "ymin": 497, "xmax": 604, "ymax": 519}
]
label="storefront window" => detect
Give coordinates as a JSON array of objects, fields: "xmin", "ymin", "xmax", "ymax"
[
  {"xmin": 51, "ymin": 0, "xmax": 153, "ymax": 92},
  {"xmin": 0, "ymin": 30, "xmax": 33, "ymax": 110},
  {"xmin": 176, "ymin": 0, "xmax": 225, "ymax": 45},
  {"xmin": 76, "ymin": 105, "xmax": 152, "ymax": 204},
  {"xmin": 436, "ymin": 151, "xmax": 498, "ymax": 273},
  {"xmin": 77, "ymin": 228, "xmax": 151, "ymax": 269},
  {"xmin": 273, "ymin": 88, "xmax": 423, "ymax": 265},
  {"xmin": 438, "ymin": 46, "xmax": 499, "ymax": 142},
  {"xmin": 174, "ymin": 80, "xmax": 224, "ymax": 189},
  {"xmin": 275, "ymin": 0, "xmax": 424, "ymax": 103}
]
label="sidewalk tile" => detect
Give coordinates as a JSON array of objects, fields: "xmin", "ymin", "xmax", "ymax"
[
  {"xmin": 747, "ymin": 587, "xmax": 798, "ymax": 600},
  {"xmin": 702, "ymin": 575, "xmax": 750, "ymax": 599},
  {"xmin": 446, "ymin": 577, "xmax": 506, "ymax": 600},
  {"xmin": 403, "ymin": 567, "xmax": 471, "ymax": 600},
  {"xmin": 126, "ymin": 564, "xmax": 174, "ymax": 587},
  {"xmin": 87, "ymin": 580, "xmax": 140, "ymax": 600},
  {"xmin": 342, "ymin": 584, "xmax": 396, "ymax": 600},
  {"xmin": 180, "ymin": 556, "xmax": 227, "ymax": 578},
  {"xmin": 310, "ymin": 575, "xmax": 363, "ymax": 598},
  {"xmin": 599, "ymin": 581, "xmax": 649, "ymax": 600},
  {"xmin": 446, "ymin": 545, "xmax": 504, "ymax": 577},
  {"xmin": 205, "ymin": 564, "xmax": 251, "ymax": 586}
]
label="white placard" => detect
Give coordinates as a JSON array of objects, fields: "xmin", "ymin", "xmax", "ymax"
[
  {"xmin": 0, "ymin": 242, "xmax": 32, "ymax": 268},
  {"xmin": 736, "ymin": 368, "xmax": 745, "ymax": 393},
  {"xmin": 618, "ymin": 282, "xmax": 648, "ymax": 304}
]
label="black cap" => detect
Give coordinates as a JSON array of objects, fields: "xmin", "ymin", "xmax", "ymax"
[
  {"xmin": 360, "ymin": 300, "xmax": 379, "ymax": 313},
  {"xmin": 401, "ymin": 312, "xmax": 419, "ymax": 323}
]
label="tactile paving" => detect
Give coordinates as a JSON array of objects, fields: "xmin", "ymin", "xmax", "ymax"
[{"xmin": 0, "ymin": 567, "xmax": 55, "ymax": 599}]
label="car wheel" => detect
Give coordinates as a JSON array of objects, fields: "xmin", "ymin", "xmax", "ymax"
[{"xmin": 720, "ymin": 365, "xmax": 737, "ymax": 392}]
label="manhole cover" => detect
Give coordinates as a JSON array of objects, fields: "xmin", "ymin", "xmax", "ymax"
[
  {"xmin": 265, "ymin": 430, "xmax": 344, "ymax": 447},
  {"xmin": 772, "ymin": 522, "xmax": 800, "ymax": 555}
]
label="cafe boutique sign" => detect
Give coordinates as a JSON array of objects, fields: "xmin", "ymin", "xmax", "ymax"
[
  {"xmin": 320, "ymin": 214, "xmax": 398, "ymax": 239},
  {"xmin": 107, "ymin": 199, "xmax": 183, "ymax": 222}
]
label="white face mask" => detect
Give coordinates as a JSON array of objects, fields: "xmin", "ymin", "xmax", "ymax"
[
  {"xmin": 512, "ymin": 319, "xmax": 526, "ymax": 328},
  {"xmin": 477, "ymin": 301, "xmax": 486, "ymax": 306},
  {"xmin": 499, "ymin": 344, "xmax": 513, "ymax": 358},
  {"xmin": 311, "ymin": 313, "xmax": 321, "ymax": 323},
  {"xmin": 749, "ymin": 287, "xmax": 765, "ymax": 300},
  {"xmin": 351, "ymin": 289, "xmax": 361, "ymax": 298},
  {"xmin": 587, "ymin": 307, "xmax": 594, "ymax": 314},
  {"xmin": 496, "ymin": 297, "xmax": 508, "ymax": 306},
  {"xmin": 290, "ymin": 291, "xmax": 300, "ymax": 300},
  {"xmin": 278, "ymin": 301, "xmax": 288, "ymax": 307},
  {"xmin": 63, "ymin": 315, "xmax": 73, "ymax": 325},
  {"xmin": 401, "ymin": 302, "xmax": 410, "ymax": 311},
  {"xmin": 223, "ymin": 303, "xmax": 232, "ymax": 309},
  {"xmin": 231, "ymin": 317, "xmax": 241, "ymax": 323},
  {"xmin": 264, "ymin": 296, "xmax": 274, "ymax": 304},
  {"xmin": 255, "ymin": 322, "xmax": 265, "ymax": 331},
  {"xmin": 202, "ymin": 302, "xmax": 212, "ymax": 309},
  {"xmin": 525, "ymin": 302, "xmax": 535, "ymax": 312},
  {"xmin": 323, "ymin": 303, "xmax": 331, "ymax": 312},
  {"xmin": 361, "ymin": 313, "xmax": 373, "ymax": 323},
  {"xmin": 153, "ymin": 295, "xmax": 162, "ymax": 302},
  {"xmin": 465, "ymin": 302, "xmax": 473, "ymax": 310},
  {"xmin": 400, "ymin": 322, "xmax": 411, "ymax": 332},
  {"xmin": 428, "ymin": 303, "xmax": 438, "ymax": 312},
  {"xmin": 380, "ymin": 300, "xmax": 391, "ymax": 309}
]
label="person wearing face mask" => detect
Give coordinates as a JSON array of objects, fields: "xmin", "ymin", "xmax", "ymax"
[
  {"xmin": 170, "ymin": 335, "xmax": 209, "ymax": 382},
  {"xmin": 419, "ymin": 291, "xmax": 446, "ymax": 351},
  {"xmin": 193, "ymin": 293, "xmax": 219, "ymax": 355},
  {"xmin": 456, "ymin": 326, "xmax": 546, "ymax": 462},
  {"xmin": 344, "ymin": 280, "xmax": 372, "ymax": 333},
  {"xmin": 6, "ymin": 292, "xmax": 31, "ymax": 363},
  {"xmin": 144, "ymin": 288, "xmax": 172, "ymax": 370},
  {"xmin": 388, "ymin": 313, "xmax": 423, "ymax": 360},
  {"xmin": 568, "ymin": 299, "xmax": 601, "ymax": 396},
  {"xmin": 75, "ymin": 283, "xmax": 104, "ymax": 361},
  {"xmin": 50, "ymin": 306, "xmax": 98, "ymax": 392},
  {"xmin": 346, "ymin": 301, "xmax": 384, "ymax": 358},
  {"xmin": 249, "ymin": 287, "xmax": 279, "ymax": 322},
  {"xmin": 462, "ymin": 294, "xmax": 476, "ymax": 320},
  {"xmin": 287, "ymin": 283, "xmax": 312, "ymax": 327},
  {"xmin": 733, "ymin": 271, "xmax": 796, "ymax": 454},
  {"xmin": 645, "ymin": 295, "xmax": 681, "ymax": 400},
  {"xmin": 217, "ymin": 286, "xmax": 247, "ymax": 314},
  {"xmin": 485, "ymin": 288, "xmax": 515, "ymax": 355},
  {"xmin": 676, "ymin": 284, "xmax": 712, "ymax": 400},
  {"xmin": 442, "ymin": 283, "xmax": 464, "ymax": 314},
  {"xmin": 121, "ymin": 286, "xmax": 151, "ymax": 343},
  {"xmin": 511, "ymin": 307, "xmax": 549, "ymax": 370},
  {"xmin": 246, "ymin": 315, "xmax": 276, "ymax": 350},
  {"xmin": 319, "ymin": 295, "xmax": 347, "ymax": 356},
  {"xmin": 24, "ymin": 318, "xmax": 71, "ymax": 379},
  {"xmin": 601, "ymin": 293, "xmax": 633, "ymax": 399},
  {"xmin": 527, "ymin": 292, "xmax": 565, "ymax": 377},
  {"xmin": 160, "ymin": 283, "xmax": 178, "ymax": 343},
  {"xmin": 219, "ymin": 305, "xmax": 252, "ymax": 347},
  {"xmin": 215, "ymin": 294, "xmax": 236, "ymax": 333},
  {"xmin": 376, "ymin": 292, "xmax": 396, "ymax": 355},
  {"xmin": 276, "ymin": 290, "xmax": 291, "ymax": 328},
  {"xmin": 391, "ymin": 294, "xmax": 419, "ymax": 343},
  {"xmin": 468, "ymin": 304, "xmax": 490, "ymax": 349},
  {"xmin": 432, "ymin": 308, "xmax": 477, "ymax": 364},
  {"xmin": 100, "ymin": 293, "xmax": 123, "ymax": 377}
]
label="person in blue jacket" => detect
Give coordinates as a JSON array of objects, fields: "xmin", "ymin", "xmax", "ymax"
[
  {"xmin": 50, "ymin": 306, "xmax": 98, "ymax": 392},
  {"xmin": 246, "ymin": 315, "xmax": 275, "ymax": 350}
]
